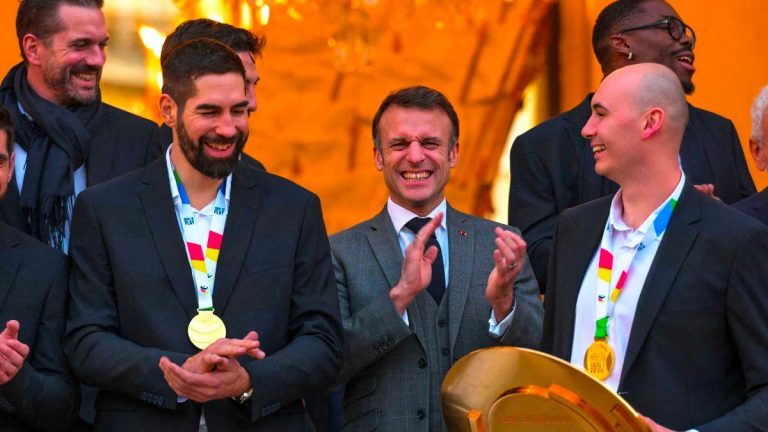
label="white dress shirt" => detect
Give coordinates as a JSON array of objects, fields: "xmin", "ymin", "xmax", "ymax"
[
  {"xmin": 570, "ymin": 174, "xmax": 685, "ymax": 391},
  {"xmin": 386, "ymin": 198, "xmax": 514, "ymax": 336}
]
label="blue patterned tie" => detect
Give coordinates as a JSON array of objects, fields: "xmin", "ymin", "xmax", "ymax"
[{"xmin": 405, "ymin": 217, "xmax": 446, "ymax": 304}]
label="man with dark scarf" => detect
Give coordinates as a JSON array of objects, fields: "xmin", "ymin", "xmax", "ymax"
[{"xmin": 0, "ymin": 0, "xmax": 163, "ymax": 252}]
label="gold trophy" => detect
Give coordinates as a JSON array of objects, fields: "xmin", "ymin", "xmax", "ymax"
[{"xmin": 441, "ymin": 347, "xmax": 649, "ymax": 432}]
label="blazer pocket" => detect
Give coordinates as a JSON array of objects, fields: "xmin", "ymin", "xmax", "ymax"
[
  {"xmin": 245, "ymin": 261, "xmax": 293, "ymax": 275},
  {"xmin": 344, "ymin": 374, "xmax": 377, "ymax": 405},
  {"xmin": 94, "ymin": 392, "xmax": 139, "ymax": 412},
  {"xmin": 343, "ymin": 408, "xmax": 377, "ymax": 432}
]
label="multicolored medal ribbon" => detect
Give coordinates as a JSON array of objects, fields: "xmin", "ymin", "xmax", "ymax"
[
  {"xmin": 171, "ymin": 168, "xmax": 230, "ymax": 350},
  {"xmin": 585, "ymin": 186, "xmax": 681, "ymax": 381}
]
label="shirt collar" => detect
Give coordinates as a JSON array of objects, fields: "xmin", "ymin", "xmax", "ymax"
[
  {"xmin": 165, "ymin": 144, "xmax": 232, "ymax": 210},
  {"xmin": 387, "ymin": 198, "xmax": 448, "ymax": 234},
  {"xmin": 608, "ymin": 172, "xmax": 686, "ymax": 238}
]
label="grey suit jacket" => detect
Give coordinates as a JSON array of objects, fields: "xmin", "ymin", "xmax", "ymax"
[
  {"xmin": 543, "ymin": 184, "xmax": 768, "ymax": 431},
  {"xmin": 333, "ymin": 204, "xmax": 543, "ymax": 431}
]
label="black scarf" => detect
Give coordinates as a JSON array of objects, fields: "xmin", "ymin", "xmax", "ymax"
[{"xmin": 0, "ymin": 63, "xmax": 104, "ymax": 250}]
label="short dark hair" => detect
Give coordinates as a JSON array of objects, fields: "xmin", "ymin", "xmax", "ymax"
[
  {"xmin": 592, "ymin": 0, "xmax": 650, "ymax": 69},
  {"xmin": 16, "ymin": 0, "xmax": 104, "ymax": 62},
  {"xmin": 0, "ymin": 105, "xmax": 14, "ymax": 154},
  {"xmin": 372, "ymin": 86, "xmax": 459, "ymax": 152},
  {"xmin": 161, "ymin": 19, "xmax": 265, "ymax": 64},
  {"xmin": 161, "ymin": 38, "xmax": 246, "ymax": 111}
]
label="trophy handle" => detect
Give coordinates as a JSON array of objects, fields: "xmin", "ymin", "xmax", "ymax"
[{"xmin": 467, "ymin": 410, "xmax": 485, "ymax": 432}]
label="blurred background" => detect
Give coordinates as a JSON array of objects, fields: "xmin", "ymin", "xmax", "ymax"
[{"xmin": 0, "ymin": 0, "xmax": 764, "ymax": 233}]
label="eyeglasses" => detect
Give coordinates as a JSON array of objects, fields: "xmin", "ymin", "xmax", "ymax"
[{"xmin": 618, "ymin": 17, "xmax": 696, "ymax": 48}]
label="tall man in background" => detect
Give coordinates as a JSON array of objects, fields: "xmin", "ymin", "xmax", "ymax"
[{"xmin": 509, "ymin": 0, "xmax": 754, "ymax": 293}]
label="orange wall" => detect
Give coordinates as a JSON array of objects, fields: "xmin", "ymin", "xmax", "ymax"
[
  {"xmin": 0, "ymin": 3, "xmax": 18, "ymax": 71},
  {"xmin": 1, "ymin": 1, "xmax": 766, "ymax": 190}
]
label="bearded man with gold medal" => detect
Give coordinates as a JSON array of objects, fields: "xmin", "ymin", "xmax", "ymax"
[
  {"xmin": 65, "ymin": 38, "xmax": 343, "ymax": 431},
  {"xmin": 542, "ymin": 63, "xmax": 768, "ymax": 432}
]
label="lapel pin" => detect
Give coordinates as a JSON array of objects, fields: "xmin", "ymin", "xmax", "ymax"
[{"xmin": 459, "ymin": 229, "xmax": 468, "ymax": 236}]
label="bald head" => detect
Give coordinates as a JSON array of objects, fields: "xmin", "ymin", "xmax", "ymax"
[
  {"xmin": 603, "ymin": 63, "xmax": 688, "ymax": 141},
  {"xmin": 582, "ymin": 63, "xmax": 689, "ymax": 185}
]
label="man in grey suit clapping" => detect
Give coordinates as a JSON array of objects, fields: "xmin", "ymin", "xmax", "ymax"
[{"xmin": 330, "ymin": 85, "xmax": 543, "ymax": 431}]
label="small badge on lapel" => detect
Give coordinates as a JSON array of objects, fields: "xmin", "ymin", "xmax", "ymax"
[{"xmin": 459, "ymin": 229, "xmax": 468, "ymax": 236}]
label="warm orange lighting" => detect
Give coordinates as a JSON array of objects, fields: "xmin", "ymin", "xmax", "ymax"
[
  {"xmin": 258, "ymin": 4, "xmax": 270, "ymax": 25},
  {"xmin": 286, "ymin": 6, "xmax": 302, "ymax": 21},
  {"xmin": 155, "ymin": 71, "xmax": 163, "ymax": 91},
  {"xmin": 138, "ymin": 26, "xmax": 165, "ymax": 58},
  {"xmin": 240, "ymin": 2, "xmax": 253, "ymax": 29}
]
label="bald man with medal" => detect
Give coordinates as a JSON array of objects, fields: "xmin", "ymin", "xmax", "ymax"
[
  {"xmin": 542, "ymin": 64, "xmax": 768, "ymax": 432},
  {"xmin": 65, "ymin": 39, "xmax": 343, "ymax": 432}
]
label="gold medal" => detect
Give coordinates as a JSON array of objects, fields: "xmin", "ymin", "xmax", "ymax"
[
  {"xmin": 188, "ymin": 310, "xmax": 226, "ymax": 350},
  {"xmin": 583, "ymin": 339, "xmax": 614, "ymax": 381}
]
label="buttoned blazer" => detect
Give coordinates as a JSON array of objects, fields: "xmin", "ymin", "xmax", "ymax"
[
  {"xmin": 733, "ymin": 187, "xmax": 768, "ymax": 226},
  {"xmin": 508, "ymin": 95, "xmax": 756, "ymax": 293},
  {"xmin": 542, "ymin": 184, "xmax": 768, "ymax": 431},
  {"xmin": 333, "ymin": 205, "xmax": 543, "ymax": 431},
  {"xmin": 64, "ymin": 158, "xmax": 343, "ymax": 432},
  {"xmin": 0, "ymin": 222, "xmax": 77, "ymax": 431},
  {"xmin": 0, "ymin": 103, "xmax": 165, "ymax": 234}
]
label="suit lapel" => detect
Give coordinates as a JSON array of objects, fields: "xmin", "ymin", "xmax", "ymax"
[
  {"xmin": 0, "ymin": 224, "xmax": 20, "ymax": 311},
  {"xmin": 446, "ymin": 206, "xmax": 472, "ymax": 351},
  {"xmin": 620, "ymin": 185, "xmax": 700, "ymax": 382},
  {"xmin": 555, "ymin": 199, "xmax": 610, "ymax": 359},
  {"xmin": 0, "ymin": 175, "xmax": 29, "ymax": 232},
  {"xmin": 138, "ymin": 159, "xmax": 198, "ymax": 320},
  {"xmin": 366, "ymin": 209, "xmax": 403, "ymax": 288},
  {"xmin": 366, "ymin": 209, "xmax": 427, "ymax": 350},
  {"xmin": 212, "ymin": 166, "xmax": 261, "ymax": 313}
]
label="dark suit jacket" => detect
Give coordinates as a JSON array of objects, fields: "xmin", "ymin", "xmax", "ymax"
[
  {"xmin": 542, "ymin": 184, "xmax": 768, "ymax": 431},
  {"xmin": 332, "ymin": 205, "xmax": 543, "ymax": 431},
  {"xmin": 64, "ymin": 158, "xmax": 343, "ymax": 431},
  {"xmin": 509, "ymin": 95, "xmax": 756, "ymax": 292},
  {"xmin": 0, "ymin": 222, "xmax": 77, "ymax": 431},
  {"xmin": 0, "ymin": 103, "xmax": 165, "ymax": 234},
  {"xmin": 734, "ymin": 187, "xmax": 768, "ymax": 225}
]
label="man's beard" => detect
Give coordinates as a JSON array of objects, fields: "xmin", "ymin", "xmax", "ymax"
[
  {"xmin": 177, "ymin": 117, "xmax": 246, "ymax": 179},
  {"xmin": 681, "ymin": 79, "xmax": 695, "ymax": 95},
  {"xmin": 42, "ymin": 61, "xmax": 101, "ymax": 105}
]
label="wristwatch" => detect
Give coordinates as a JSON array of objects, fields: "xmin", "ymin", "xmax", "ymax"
[{"xmin": 233, "ymin": 388, "xmax": 253, "ymax": 405}]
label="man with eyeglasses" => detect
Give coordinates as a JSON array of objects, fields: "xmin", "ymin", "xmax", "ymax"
[{"xmin": 508, "ymin": 0, "xmax": 755, "ymax": 294}]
